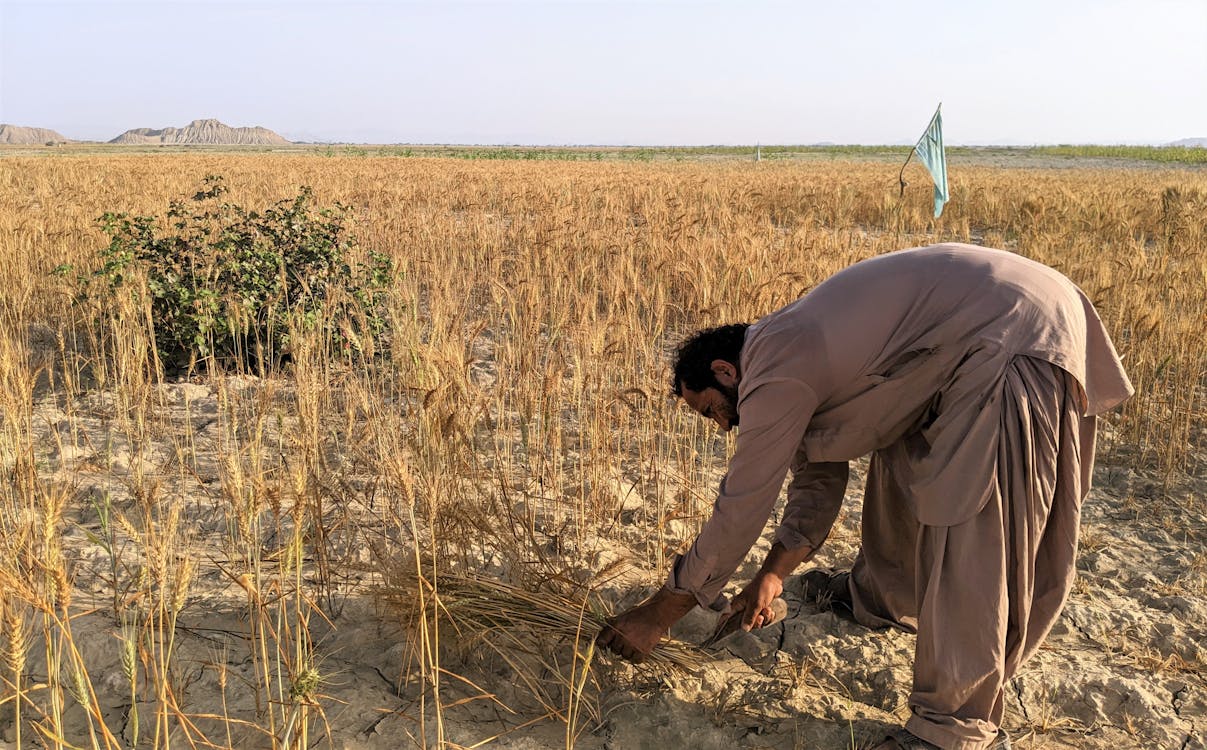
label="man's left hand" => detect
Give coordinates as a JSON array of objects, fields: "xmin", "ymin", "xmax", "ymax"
[
  {"xmin": 727, "ymin": 540, "xmax": 816, "ymax": 631},
  {"xmin": 729, "ymin": 570, "xmax": 785, "ymax": 631}
]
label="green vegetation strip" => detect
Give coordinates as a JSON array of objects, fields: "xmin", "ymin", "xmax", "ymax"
[{"xmin": 1035, "ymin": 145, "xmax": 1207, "ymax": 164}]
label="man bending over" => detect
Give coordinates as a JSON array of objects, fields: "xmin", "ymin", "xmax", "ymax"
[{"xmin": 596, "ymin": 243, "xmax": 1132, "ymax": 750}]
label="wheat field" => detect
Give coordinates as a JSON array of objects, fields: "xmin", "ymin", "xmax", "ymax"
[{"xmin": 0, "ymin": 152, "xmax": 1203, "ymax": 749}]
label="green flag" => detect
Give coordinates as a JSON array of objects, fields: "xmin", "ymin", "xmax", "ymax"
[{"xmin": 913, "ymin": 105, "xmax": 948, "ymax": 217}]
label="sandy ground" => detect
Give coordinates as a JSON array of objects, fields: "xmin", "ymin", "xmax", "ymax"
[{"xmin": 6, "ymin": 377, "xmax": 1204, "ymax": 749}]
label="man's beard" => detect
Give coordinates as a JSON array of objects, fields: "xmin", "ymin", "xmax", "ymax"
[{"xmin": 719, "ymin": 383, "xmax": 740, "ymax": 427}]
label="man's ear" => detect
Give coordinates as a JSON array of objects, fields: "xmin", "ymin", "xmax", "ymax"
[{"xmin": 710, "ymin": 359, "xmax": 739, "ymax": 389}]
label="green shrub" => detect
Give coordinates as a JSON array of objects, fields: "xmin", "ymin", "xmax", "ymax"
[{"xmin": 77, "ymin": 175, "xmax": 393, "ymax": 373}]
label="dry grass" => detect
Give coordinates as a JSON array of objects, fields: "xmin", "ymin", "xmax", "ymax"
[{"xmin": 0, "ymin": 151, "xmax": 1203, "ymax": 747}]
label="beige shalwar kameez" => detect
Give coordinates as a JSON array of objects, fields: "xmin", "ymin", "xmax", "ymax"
[{"xmin": 665, "ymin": 244, "xmax": 1132, "ymax": 750}]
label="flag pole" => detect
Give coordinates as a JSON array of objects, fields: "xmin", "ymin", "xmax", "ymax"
[{"xmin": 897, "ymin": 149, "xmax": 914, "ymax": 197}]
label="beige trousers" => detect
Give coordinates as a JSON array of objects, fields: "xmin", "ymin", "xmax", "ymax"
[{"xmin": 848, "ymin": 357, "xmax": 1096, "ymax": 750}]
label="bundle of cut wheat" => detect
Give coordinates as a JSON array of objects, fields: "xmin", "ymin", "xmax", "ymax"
[{"xmin": 381, "ymin": 572, "xmax": 707, "ymax": 673}]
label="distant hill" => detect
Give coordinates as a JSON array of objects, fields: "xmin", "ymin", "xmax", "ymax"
[
  {"xmin": 1169, "ymin": 138, "xmax": 1207, "ymax": 148},
  {"xmin": 110, "ymin": 118, "xmax": 290, "ymax": 145},
  {"xmin": 0, "ymin": 124, "xmax": 71, "ymax": 144}
]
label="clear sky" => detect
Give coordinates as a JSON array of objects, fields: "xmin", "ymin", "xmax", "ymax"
[{"xmin": 1, "ymin": 0, "xmax": 1204, "ymax": 146}]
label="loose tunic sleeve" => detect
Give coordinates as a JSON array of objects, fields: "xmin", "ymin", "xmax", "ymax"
[
  {"xmin": 665, "ymin": 379, "xmax": 818, "ymax": 608},
  {"xmin": 776, "ymin": 458, "xmax": 849, "ymax": 551}
]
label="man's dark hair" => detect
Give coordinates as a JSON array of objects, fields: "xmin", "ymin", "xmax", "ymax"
[{"xmin": 671, "ymin": 323, "xmax": 751, "ymax": 396}]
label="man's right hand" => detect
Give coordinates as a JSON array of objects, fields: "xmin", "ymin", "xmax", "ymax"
[{"xmin": 595, "ymin": 587, "xmax": 697, "ymax": 664}]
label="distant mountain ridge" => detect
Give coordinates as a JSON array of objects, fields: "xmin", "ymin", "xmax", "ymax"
[
  {"xmin": 4, "ymin": 119, "xmax": 1205, "ymax": 149},
  {"xmin": 0, "ymin": 124, "xmax": 71, "ymax": 144},
  {"xmin": 109, "ymin": 118, "xmax": 290, "ymax": 145}
]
